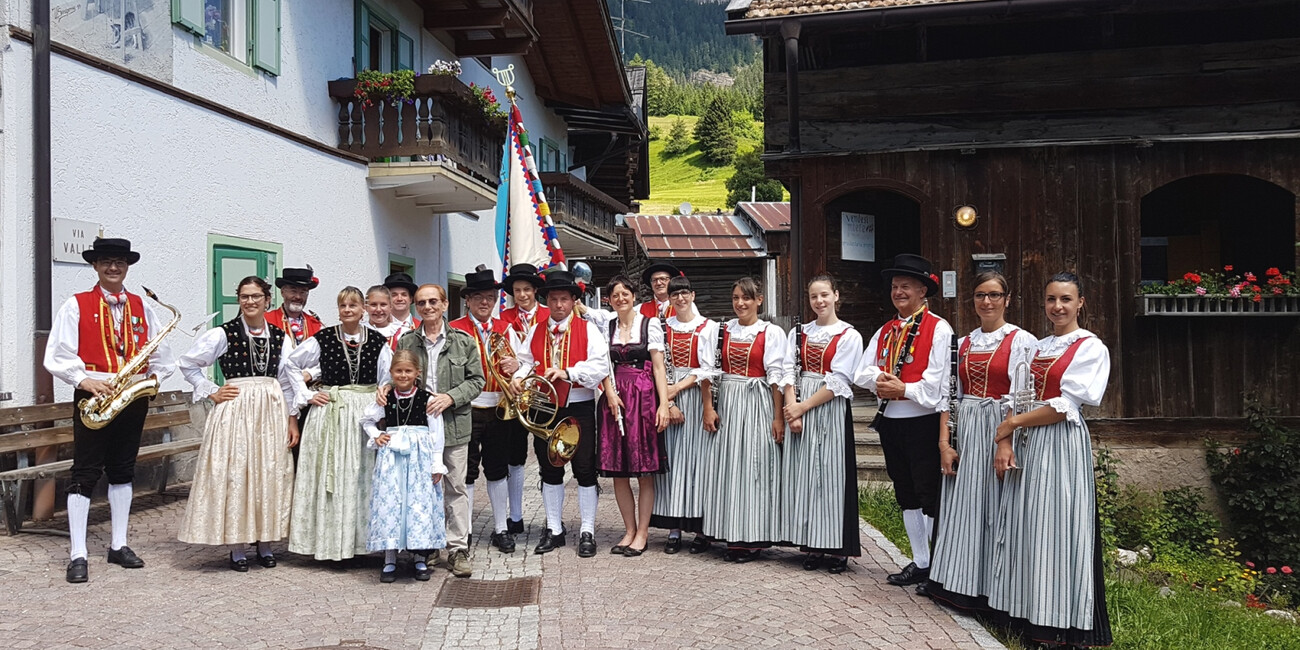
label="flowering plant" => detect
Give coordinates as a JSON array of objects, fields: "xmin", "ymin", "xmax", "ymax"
[
  {"xmin": 469, "ymin": 82, "xmax": 506, "ymax": 120},
  {"xmin": 353, "ymin": 69, "xmax": 417, "ymax": 109},
  {"xmin": 426, "ymin": 59, "xmax": 462, "ymax": 76},
  {"xmin": 1140, "ymin": 266, "xmax": 1299, "ymax": 301}
]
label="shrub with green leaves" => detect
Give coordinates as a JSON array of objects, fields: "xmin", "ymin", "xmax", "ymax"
[{"xmin": 1207, "ymin": 401, "xmax": 1300, "ymax": 566}]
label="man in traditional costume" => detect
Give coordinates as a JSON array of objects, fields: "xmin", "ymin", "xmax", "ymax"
[
  {"xmin": 43, "ymin": 238, "xmax": 176, "ymax": 583},
  {"xmin": 511, "ymin": 270, "xmax": 610, "ymax": 558},
  {"xmin": 264, "ymin": 267, "xmax": 323, "ymax": 347},
  {"xmin": 853, "ymin": 254, "xmax": 954, "ymax": 586},
  {"xmin": 495, "ymin": 263, "xmax": 549, "ymax": 527},
  {"xmin": 384, "ymin": 272, "xmax": 421, "ymax": 339},
  {"xmin": 639, "ymin": 261, "xmax": 683, "ymax": 320}
]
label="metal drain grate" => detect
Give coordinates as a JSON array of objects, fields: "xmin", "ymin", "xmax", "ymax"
[{"xmin": 435, "ymin": 576, "xmax": 541, "ymax": 608}]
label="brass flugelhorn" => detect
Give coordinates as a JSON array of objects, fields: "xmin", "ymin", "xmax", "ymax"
[{"xmin": 485, "ymin": 331, "xmax": 579, "ymax": 467}]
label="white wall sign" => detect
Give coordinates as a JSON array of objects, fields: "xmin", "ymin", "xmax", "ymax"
[
  {"xmin": 52, "ymin": 218, "xmax": 103, "ymax": 264},
  {"xmin": 942, "ymin": 271, "xmax": 958, "ymax": 298},
  {"xmin": 841, "ymin": 212, "xmax": 876, "ymax": 262}
]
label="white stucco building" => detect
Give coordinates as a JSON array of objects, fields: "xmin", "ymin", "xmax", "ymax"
[{"xmin": 0, "ymin": 0, "xmax": 645, "ymax": 405}]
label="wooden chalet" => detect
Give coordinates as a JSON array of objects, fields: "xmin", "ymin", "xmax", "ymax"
[{"xmin": 725, "ymin": 0, "xmax": 1300, "ymax": 446}]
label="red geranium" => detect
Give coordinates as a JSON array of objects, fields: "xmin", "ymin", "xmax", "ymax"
[
  {"xmin": 1253, "ymin": 294, "xmax": 1263, "ymax": 302},
  {"xmin": 1224, "ymin": 265, "xmax": 1234, "ymax": 272},
  {"xmin": 1184, "ymin": 272, "xmax": 1202, "ymax": 284},
  {"xmin": 1268, "ymin": 567, "xmax": 1278, "ymax": 574},
  {"xmin": 1245, "ymin": 272, "xmax": 1257, "ymax": 282},
  {"xmin": 1266, "ymin": 267, "xmax": 1281, "ymax": 277},
  {"xmin": 1284, "ymin": 566, "xmax": 1293, "ymax": 574}
]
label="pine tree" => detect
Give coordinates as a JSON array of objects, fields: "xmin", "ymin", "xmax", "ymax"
[
  {"xmin": 643, "ymin": 60, "xmax": 674, "ymax": 117},
  {"xmin": 663, "ymin": 118, "xmax": 692, "ymax": 156},
  {"xmin": 693, "ymin": 96, "xmax": 738, "ymax": 165},
  {"xmin": 725, "ymin": 149, "xmax": 784, "ymax": 208}
]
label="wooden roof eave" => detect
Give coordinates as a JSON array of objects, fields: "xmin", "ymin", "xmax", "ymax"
[{"xmin": 724, "ymin": 0, "xmax": 1132, "ymax": 36}]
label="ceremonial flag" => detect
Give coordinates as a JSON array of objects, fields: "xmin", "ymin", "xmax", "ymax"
[{"xmin": 496, "ymin": 104, "xmax": 566, "ymax": 307}]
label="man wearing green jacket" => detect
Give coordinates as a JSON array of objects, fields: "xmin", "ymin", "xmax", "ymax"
[{"xmin": 395, "ymin": 284, "xmax": 486, "ymax": 578}]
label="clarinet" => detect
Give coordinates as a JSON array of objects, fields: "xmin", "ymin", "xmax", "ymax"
[
  {"xmin": 662, "ymin": 318, "xmax": 675, "ymax": 386},
  {"xmin": 946, "ymin": 336, "xmax": 960, "ymax": 454},
  {"xmin": 712, "ymin": 320, "xmax": 725, "ymax": 409},
  {"xmin": 870, "ymin": 309, "xmax": 926, "ymax": 430},
  {"xmin": 793, "ymin": 323, "xmax": 804, "ymax": 401}
]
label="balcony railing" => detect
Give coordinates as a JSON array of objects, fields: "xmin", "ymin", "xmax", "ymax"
[
  {"xmin": 540, "ymin": 172, "xmax": 627, "ymax": 244},
  {"xmin": 327, "ymin": 75, "xmax": 506, "ymax": 185}
]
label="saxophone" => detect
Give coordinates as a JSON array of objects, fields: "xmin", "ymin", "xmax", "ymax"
[{"xmin": 78, "ymin": 287, "xmax": 181, "ymax": 430}]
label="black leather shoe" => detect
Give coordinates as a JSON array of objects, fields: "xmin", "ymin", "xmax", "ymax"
[
  {"xmin": 66, "ymin": 558, "xmax": 88, "ymax": 584},
  {"xmin": 722, "ymin": 548, "xmax": 741, "ymax": 562},
  {"xmin": 491, "ymin": 531, "xmax": 516, "ymax": 554},
  {"xmin": 577, "ymin": 532, "xmax": 597, "ymax": 558},
  {"xmin": 107, "ymin": 546, "xmax": 144, "ymax": 568},
  {"xmin": 534, "ymin": 527, "xmax": 566, "ymax": 554},
  {"xmin": 665, "ymin": 537, "xmax": 682, "ymax": 554},
  {"xmin": 688, "ymin": 535, "xmax": 711, "ymax": 554},
  {"xmin": 413, "ymin": 555, "xmax": 432, "ymax": 582},
  {"xmin": 623, "ymin": 545, "xmax": 645, "ymax": 557},
  {"xmin": 380, "ymin": 564, "xmax": 397, "ymax": 583},
  {"xmin": 828, "ymin": 557, "xmax": 850, "ymax": 574},
  {"xmin": 256, "ymin": 552, "xmax": 277, "ymax": 568},
  {"xmin": 610, "ymin": 545, "xmax": 627, "ymax": 555},
  {"xmin": 886, "ymin": 562, "xmax": 930, "ymax": 586},
  {"xmin": 229, "ymin": 553, "xmax": 249, "ymax": 573},
  {"xmin": 803, "ymin": 553, "xmax": 824, "ymax": 571},
  {"xmin": 733, "ymin": 549, "xmax": 761, "ymax": 564},
  {"xmin": 914, "ymin": 580, "xmax": 933, "ymax": 597},
  {"xmin": 507, "ymin": 518, "xmax": 525, "ymax": 534}
]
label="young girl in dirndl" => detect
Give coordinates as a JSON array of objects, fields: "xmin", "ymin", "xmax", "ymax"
[
  {"xmin": 649, "ymin": 275, "xmax": 720, "ymax": 555},
  {"xmin": 701, "ymin": 277, "xmax": 789, "ymax": 563},
  {"xmin": 927, "ymin": 271, "xmax": 1037, "ymax": 608},
  {"xmin": 286, "ymin": 286, "xmax": 392, "ymax": 561},
  {"xmin": 359, "ymin": 350, "xmax": 446, "ymax": 582},
  {"xmin": 780, "ymin": 274, "xmax": 864, "ymax": 574},
  {"xmin": 597, "ymin": 275, "xmax": 672, "ymax": 557},
  {"xmin": 988, "ymin": 272, "xmax": 1112, "ymax": 647}
]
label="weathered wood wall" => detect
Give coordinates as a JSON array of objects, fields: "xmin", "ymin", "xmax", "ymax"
[
  {"xmin": 764, "ymin": 38, "xmax": 1300, "ymax": 154},
  {"xmin": 771, "ymin": 139, "xmax": 1300, "ymax": 420}
]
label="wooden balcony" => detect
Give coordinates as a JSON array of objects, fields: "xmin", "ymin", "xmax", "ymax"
[
  {"xmin": 540, "ymin": 172, "xmax": 627, "ymax": 258},
  {"xmin": 328, "ymin": 75, "xmax": 506, "ymax": 213},
  {"xmin": 417, "ymin": 0, "xmax": 538, "ymax": 56}
]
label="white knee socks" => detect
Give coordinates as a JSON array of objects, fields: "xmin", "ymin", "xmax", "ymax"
[
  {"xmin": 67, "ymin": 493, "xmax": 91, "ymax": 561},
  {"xmin": 507, "ymin": 464, "xmax": 525, "ymax": 522},
  {"xmin": 578, "ymin": 485, "xmax": 598, "ymax": 535},
  {"xmin": 107, "ymin": 483, "xmax": 132, "ymax": 551},
  {"xmin": 903, "ymin": 509, "xmax": 932, "ymax": 569},
  {"xmin": 542, "ymin": 483, "xmax": 565, "ymax": 533},
  {"xmin": 487, "ymin": 479, "xmax": 510, "ymax": 534}
]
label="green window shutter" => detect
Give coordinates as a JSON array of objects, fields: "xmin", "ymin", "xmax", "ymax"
[
  {"xmin": 355, "ymin": 3, "xmax": 371, "ymax": 73},
  {"xmin": 252, "ymin": 0, "xmax": 282, "ymax": 75},
  {"xmin": 172, "ymin": 0, "xmax": 205, "ymax": 36},
  {"xmin": 397, "ymin": 32, "xmax": 415, "ymax": 71}
]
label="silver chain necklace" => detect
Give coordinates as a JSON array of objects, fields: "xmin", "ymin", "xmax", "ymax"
[
  {"xmin": 335, "ymin": 325, "xmax": 369, "ymax": 385},
  {"xmin": 394, "ymin": 388, "xmax": 417, "ymax": 425},
  {"xmin": 250, "ymin": 336, "xmax": 270, "ymax": 376}
]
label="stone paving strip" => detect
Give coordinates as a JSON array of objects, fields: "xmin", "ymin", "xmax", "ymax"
[{"xmin": 0, "ymin": 459, "xmax": 999, "ymax": 649}]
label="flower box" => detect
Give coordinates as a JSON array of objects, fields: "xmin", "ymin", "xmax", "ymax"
[{"xmin": 1137, "ymin": 294, "xmax": 1300, "ymax": 316}]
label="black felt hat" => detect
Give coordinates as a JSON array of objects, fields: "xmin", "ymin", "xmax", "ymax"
[
  {"xmin": 881, "ymin": 254, "xmax": 939, "ymax": 297},
  {"xmin": 276, "ymin": 267, "xmax": 319, "ymax": 289},
  {"xmin": 463, "ymin": 267, "xmax": 501, "ymax": 295},
  {"xmin": 640, "ymin": 261, "xmax": 683, "ymax": 287},
  {"xmin": 502, "ymin": 263, "xmax": 546, "ymax": 290},
  {"xmin": 538, "ymin": 269, "xmax": 582, "ymax": 300},
  {"xmin": 82, "ymin": 238, "xmax": 140, "ymax": 265},
  {"xmin": 383, "ymin": 271, "xmax": 419, "ymax": 295}
]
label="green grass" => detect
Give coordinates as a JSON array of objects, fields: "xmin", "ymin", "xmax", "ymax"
[
  {"xmin": 643, "ymin": 115, "xmax": 762, "ymax": 215},
  {"xmin": 856, "ymin": 484, "xmax": 1300, "ymax": 650}
]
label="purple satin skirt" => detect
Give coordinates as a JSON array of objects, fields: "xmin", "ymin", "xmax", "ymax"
[{"xmin": 597, "ymin": 363, "xmax": 667, "ymax": 477}]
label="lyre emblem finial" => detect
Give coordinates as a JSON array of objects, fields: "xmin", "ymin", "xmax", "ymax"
[{"xmin": 491, "ymin": 64, "xmax": 517, "ymax": 102}]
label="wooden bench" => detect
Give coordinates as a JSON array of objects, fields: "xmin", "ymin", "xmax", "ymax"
[{"xmin": 0, "ymin": 390, "xmax": 201, "ymax": 535}]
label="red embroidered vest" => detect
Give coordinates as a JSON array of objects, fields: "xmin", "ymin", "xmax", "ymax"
[
  {"xmin": 667, "ymin": 320, "xmax": 709, "ymax": 368},
  {"xmin": 958, "ymin": 330, "xmax": 1019, "ymax": 398},
  {"xmin": 875, "ymin": 311, "xmax": 943, "ymax": 384},
  {"xmin": 528, "ymin": 316, "xmax": 589, "ymax": 400},
  {"xmin": 639, "ymin": 301, "xmax": 674, "ymax": 320},
  {"xmin": 502, "ymin": 305, "xmax": 550, "ymax": 335},
  {"xmin": 450, "ymin": 316, "xmax": 511, "ymax": 392},
  {"xmin": 75, "ymin": 288, "xmax": 149, "ymax": 374},
  {"xmin": 799, "ymin": 330, "xmax": 847, "ymax": 375},
  {"xmin": 721, "ymin": 327, "xmax": 767, "ymax": 378},
  {"xmin": 265, "ymin": 307, "xmax": 323, "ymax": 346},
  {"xmin": 1030, "ymin": 338, "xmax": 1089, "ymax": 401}
]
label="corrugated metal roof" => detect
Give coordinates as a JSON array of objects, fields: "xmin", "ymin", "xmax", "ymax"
[
  {"xmin": 626, "ymin": 214, "xmax": 766, "ymax": 259},
  {"xmin": 742, "ymin": 0, "xmax": 979, "ymax": 19},
  {"xmin": 735, "ymin": 202, "xmax": 791, "ymax": 232}
]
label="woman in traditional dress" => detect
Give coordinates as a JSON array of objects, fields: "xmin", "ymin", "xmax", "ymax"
[
  {"xmin": 285, "ymin": 286, "xmax": 392, "ymax": 561},
  {"xmin": 926, "ymin": 271, "xmax": 1037, "ymax": 604},
  {"xmin": 598, "ymin": 275, "xmax": 672, "ymax": 557},
  {"xmin": 177, "ymin": 276, "xmax": 299, "ymax": 571},
  {"xmin": 701, "ymin": 277, "xmax": 789, "ymax": 563},
  {"xmin": 780, "ymin": 274, "xmax": 864, "ymax": 574},
  {"xmin": 359, "ymin": 350, "xmax": 446, "ymax": 582},
  {"xmin": 988, "ymin": 271, "xmax": 1112, "ymax": 647},
  {"xmin": 649, "ymin": 275, "xmax": 720, "ymax": 555}
]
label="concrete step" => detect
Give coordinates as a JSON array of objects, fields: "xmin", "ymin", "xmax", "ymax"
[{"xmin": 856, "ymin": 456, "xmax": 890, "ymax": 484}]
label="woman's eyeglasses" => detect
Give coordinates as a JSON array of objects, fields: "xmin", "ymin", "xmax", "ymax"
[{"xmin": 973, "ymin": 292, "xmax": 1007, "ymax": 301}]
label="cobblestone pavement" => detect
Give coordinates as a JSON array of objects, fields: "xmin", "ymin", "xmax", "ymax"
[{"xmin": 0, "ymin": 459, "xmax": 999, "ymax": 649}]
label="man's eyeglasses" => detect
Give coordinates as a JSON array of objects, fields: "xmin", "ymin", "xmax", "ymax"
[
  {"xmin": 98, "ymin": 259, "xmax": 130, "ymax": 269},
  {"xmin": 973, "ymin": 292, "xmax": 1008, "ymax": 301},
  {"xmin": 415, "ymin": 299, "xmax": 443, "ymax": 307}
]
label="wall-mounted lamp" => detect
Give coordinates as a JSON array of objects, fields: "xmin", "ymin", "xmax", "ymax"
[{"xmin": 953, "ymin": 205, "xmax": 979, "ymax": 229}]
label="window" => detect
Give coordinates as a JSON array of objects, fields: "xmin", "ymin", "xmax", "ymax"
[
  {"xmin": 173, "ymin": 0, "xmax": 281, "ymax": 74},
  {"xmin": 538, "ymin": 138, "xmax": 567, "ymax": 173},
  {"xmin": 208, "ymin": 235, "xmax": 282, "ymax": 382},
  {"xmin": 1140, "ymin": 175, "xmax": 1296, "ymax": 284},
  {"xmin": 446, "ymin": 274, "xmax": 466, "ymax": 321},
  {"xmin": 356, "ymin": 2, "xmax": 414, "ymax": 74}
]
